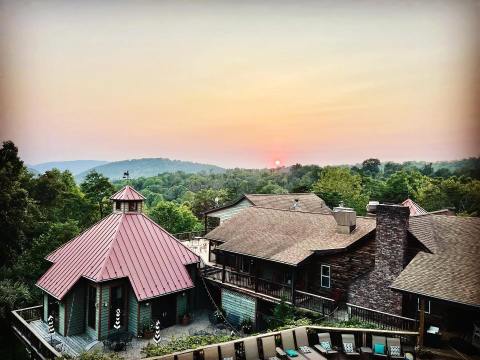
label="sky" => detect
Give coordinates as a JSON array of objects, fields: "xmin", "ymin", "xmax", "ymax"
[{"xmin": 1, "ymin": 0, "xmax": 479, "ymax": 168}]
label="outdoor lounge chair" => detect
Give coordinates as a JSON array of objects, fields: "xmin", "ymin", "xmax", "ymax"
[
  {"xmin": 294, "ymin": 328, "xmax": 327, "ymax": 360},
  {"xmin": 261, "ymin": 336, "xmax": 282, "ymax": 360},
  {"xmin": 314, "ymin": 333, "xmax": 338, "ymax": 358},
  {"xmin": 220, "ymin": 342, "xmax": 236, "ymax": 360},
  {"xmin": 177, "ymin": 352, "xmax": 194, "ymax": 360},
  {"xmin": 204, "ymin": 346, "xmax": 220, "ymax": 360},
  {"xmin": 278, "ymin": 330, "xmax": 308, "ymax": 360},
  {"xmin": 243, "ymin": 338, "xmax": 261, "ymax": 360},
  {"xmin": 340, "ymin": 334, "xmax": 360, "ymax": 357},
  {"xmin": 371, "ymin": 336, "xmax": 387, "ymax": 358},
  {"xmin": 386, "ymin": 338, "xmax": 403, "ymax": 359}
]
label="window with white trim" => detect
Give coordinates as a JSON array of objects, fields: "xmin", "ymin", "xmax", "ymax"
[
  {"xmin": 321, "ymin": 265, "xmax": 331, "ymax": 288},
  {"xmin": 417, "ymin": 298, "xmax": 431, "ymax": 314}
]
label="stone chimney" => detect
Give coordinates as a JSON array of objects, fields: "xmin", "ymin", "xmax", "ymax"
[
  {"xmin": 333, "ymin": 205, "xmax": 356, "ymax": 234},
  {"xmin": 348, "ymin": 204, "xmax": 410, "ymax": 314}
]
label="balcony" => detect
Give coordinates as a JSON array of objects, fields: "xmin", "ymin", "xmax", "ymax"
[
  {"xmin": 11, "ymin": 305, "xmax": 61, "ymax": 360},
  {"xmin": 201, "ymin": 265, "xmax": 419, "ymax": 332}
]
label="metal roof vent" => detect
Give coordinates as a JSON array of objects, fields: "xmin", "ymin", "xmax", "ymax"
[
  {"xmin": 291, "ymin": 198, "xmax": 300, "ymax": 210},
  {"xmin": 333, "ymin": 205, "xmax": 356, "ymax": 234}
]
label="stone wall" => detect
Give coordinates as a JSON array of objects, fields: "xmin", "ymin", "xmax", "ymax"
[
  {"xmin": 348, "ymin": 205, "xmax": 409, "ymax": 315},
  {"xmin": 303, "ymin": 233, "xmax": 376, "ymax": 301}
]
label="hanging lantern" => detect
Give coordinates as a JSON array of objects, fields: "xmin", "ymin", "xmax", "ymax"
[
  {"xmin": 114, "ymin": 308, "xmax": 121, "ymax": 330},
  {"xmin": 153, "ymin": 320, "xmax": 161, "ymax": 344}
]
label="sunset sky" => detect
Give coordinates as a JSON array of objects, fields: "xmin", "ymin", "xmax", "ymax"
[{"xmin": 1, "ymin": 0, "xmax": 479, "ymax": 168}]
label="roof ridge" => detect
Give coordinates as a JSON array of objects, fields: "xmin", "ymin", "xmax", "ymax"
[
  {"xmin": 250, "ymin": 206, "xmax": 334, "ymax": 216},
  {"xmin": 97, "ymin": 213, "xmax": 126, "ymax": 279},
  {"xmin": 246, "ymin": 193, "xmax": 316, "ymax": 196}
]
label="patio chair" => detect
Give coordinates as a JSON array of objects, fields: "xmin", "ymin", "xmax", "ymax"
[
  {"xmin": 204, "ymin": 346, "xmax": 220, "ymax": 360},
  {"xmin": 386, "ymin": 338, "xmax": 403, "ymax": 359},
  {"xmin": 243, "ymin": 338, "xmax": 260, "ymax": 360},
  {"xmin": 340, "ymin": 334, "xmax": 360, "ymax": 357},
  {"xmin": 294, "ymin": 328, "xmax": 326, "ymax": 359},
  {"xmin": 261, "ymin": 336, "xmax": 283, "ymax": 360},
  {"xmin": 314, "ymin": 333, "xmax": 338, "ymax": 357},
  {"xmin": 178, "ymin": 352, "xmax": 194, "ymax": 360},
  {"xmin": 220, "ymin": 342, "xmax": 236, "ymax": 360},
  {"xmin": 371, "ymin": 336, "xmax": 387, "ymax": 358}
]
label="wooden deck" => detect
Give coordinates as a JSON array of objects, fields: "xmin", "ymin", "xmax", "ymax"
[{"xmin": 29, "ymin": 320, "xmax": 98, "ymax": 357}]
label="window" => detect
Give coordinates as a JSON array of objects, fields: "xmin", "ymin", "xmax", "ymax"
[
  {"xmin": 239, "ymin": 256, "xmax": 251, "ymax": 273},
  {"xmin": 109, "ymin": 285, "xmax": 125, "ymax": 329},
  {"xmin": 128, "ymin": 202, "xmax": 137, "ymax": 212},
  {"xmin": 115, "ymin": 202, "xmax": 121, "ymax": 211},
  {"xmin": 321, "ymin": 265, "xmax": 331, "ymax": 288},
  {"xmin": 87, "ymin": 286, "xmax": 97, "ymax": 329},
  {"xmin": 417, "ymin": 298, "xmax": 431, "ymax": 314}
]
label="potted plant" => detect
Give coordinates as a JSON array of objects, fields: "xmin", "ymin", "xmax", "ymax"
[
  {"xmin": 181, "ymin": 313, "xmax": 191, "ymax": 326},
  {"xmin": 142, "ymin": 321, "xmax": 154, "ymax": 339},
  {"xmin": 240, "ymin": 318, "xmax": 254, "ymax": 334},
  {"xmin": 212, "ymin": 309, "xmax": 225, "ymax": 324}
]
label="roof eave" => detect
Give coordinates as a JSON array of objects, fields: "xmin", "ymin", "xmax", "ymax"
[{"xmin": 389, "ymin": 285, "xmax": 480, "ymax": 309}]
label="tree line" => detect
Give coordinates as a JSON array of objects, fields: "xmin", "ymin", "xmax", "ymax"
[{"xmin": 1, "ymin": 140, "xmax": 479, "ymax": 321}]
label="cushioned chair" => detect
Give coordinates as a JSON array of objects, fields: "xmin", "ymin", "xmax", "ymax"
[
  {"xmin": 341, "ymin": 334, "xmax": 360, "ymax": 357},
  {"xmin": 204, "ymin": 346, "xmax": 220, "ymax": 360},
  {"xmin": 371, "ymin": 336, "xmax": 387, "ymax": 358},
  {"xmin": 261, "ymin": 336, "xmax": 281, "ymax": 360},
  {"xmin": 220, "ymin": 342, "xmax": 236, "ymax": 360},
  {"xmin": 386, "ymin": 338, "xmax": 403, "ymax": 359},
  {"xmin": 294, "ymin": 328, "xmax": 327, "ymax": 359},
  {"xmin": 244, "ymin": 338, "xmax": 261, "ymax": 360},
  {"xmin": 314, "ymin": 333, "xmax": 338, "ymax": 358},
  {"xmin": 178, "ymin": 352, "xmax": 194, "ymax": 360}
]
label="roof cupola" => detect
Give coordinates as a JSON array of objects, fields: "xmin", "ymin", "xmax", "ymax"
[{"xmin": 110, "ymin": 185, "xmax": 145, "ymax": 213}]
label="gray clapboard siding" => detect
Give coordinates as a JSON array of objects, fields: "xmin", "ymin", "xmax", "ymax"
[
  {"xmin": 128, "ymin": 289, "xmax": 139, "ymax": 335},
  {"xmin": 208, "ymin": 199, "xmax": 252, "ymax": 224},
  {"xmin": 43, "ymin": 294, "xmax": 48, "ymax": 322},
  {"xmin": 85, "ymin": 284, "xmax": 100, "ymax": 340},
  {"xmin": 65, "ymin": 285, "xmax": 86, "ymax": 336},
  {"xmin": 221, "ymin": 289, "xmax": 256, "ymax": 326}
]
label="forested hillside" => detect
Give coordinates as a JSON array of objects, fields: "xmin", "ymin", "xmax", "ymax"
[
  {"xmin": 1, "ymin": 140, "xmax": 479, "ymax": 330},
  {"xmin": 76, "ymin": 157, "xmax": 225, "ymax": 181}
]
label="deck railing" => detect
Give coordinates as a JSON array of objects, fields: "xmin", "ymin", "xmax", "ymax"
[
  {"xmin": 174, "ymin": 230, "xmax": 206, "ymax": 241},
  {"xmin": 143, "ymin": 325, "xmax": 419, "ymax": 360},
  {"xmin": 346, "ymin": 303, "xmax": 418, "ymax": 331},
  {"xmin": 11, "ymin": 305, "xmax": 62, "ymax": 360},
  {"xmin": 201, "ymin": 265, "xmax": 292, "ymax": 302},
  {"xmin": 295, "ymin": 290, "xmax": 336, "ymax": 316}
]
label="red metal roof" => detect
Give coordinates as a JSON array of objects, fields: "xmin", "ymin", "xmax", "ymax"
[
  {"xmin": 37, "ymin": 213, "xmax": 199, "ymax": 301},
  {"xmin": 110, "ymin": 185, "xmax": 145, "ymax": 201},
  {"xmin": 401, "ymin": 198, "xmax": 428, "ymax": 216}
]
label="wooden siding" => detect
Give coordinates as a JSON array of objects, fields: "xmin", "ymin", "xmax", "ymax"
[
  {"xmin": 207, "ymin": 199, "xmax": 252, "ymax": 224},
  {"xmin": 139, "ymin": 302, "xmax": 152, "ymax": 333},
  {"xmin": 221, "ymin": 289, "xmax": 256, "ymax": 326},
  {"xmin": 58, "ymin": 301, "xmax": 66, "ymax": 336},
  {"xmin": 65, "ymin": 284, "xmax": 85, "ymax": 336},
  {"xmin": 128, "ymin": 288, "xmax": 139, "ymax": 335},
  {"xmin": 100, "ymin": 285, "xmax": 110, "ymax": 339},
  {"xmin": 43, "ymin": 294, "xmax": 48, "ymax": 322}
]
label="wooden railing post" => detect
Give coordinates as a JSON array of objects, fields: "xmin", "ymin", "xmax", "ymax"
[
  {"xmin": 222, "ymin": 263, "xmax": 226, "ymax": 283},
  {"xmin": 418, "ymin": 298, "xmax": 426, "ymax": 347},
  {"xmin": 291, "ymin": 268, "xmax": 296, "ymax": 306}
]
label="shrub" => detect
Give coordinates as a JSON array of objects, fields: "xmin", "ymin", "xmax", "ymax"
[{"xmin": 142, "ymin": 335, "xmax": 239, "ymax": 357}]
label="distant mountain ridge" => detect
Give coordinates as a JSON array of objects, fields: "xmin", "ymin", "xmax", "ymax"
[
  {"xmin": 75, "ymin": 157, "xmax": 225, "ymax": 181},
  {"xmin": 29, "ymin": 160, "xmax": 108, "ymax": 175}
]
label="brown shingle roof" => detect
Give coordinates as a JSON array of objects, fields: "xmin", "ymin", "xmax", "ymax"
[
  {"xmin": 392, "ymin": 215, "xmax": 480, "ymax": 307},
  {"xmin": 206, "ymin": 207, "xmax": 375, "ymax": 265},
  {"xmin": 245, "ymin": 193, "xmax": 331, "ymax": 214}
]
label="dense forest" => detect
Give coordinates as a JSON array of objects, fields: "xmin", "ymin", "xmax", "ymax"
[{"xmin": 1, "ymin": 140, "xmax": 479, "ymax": 326}]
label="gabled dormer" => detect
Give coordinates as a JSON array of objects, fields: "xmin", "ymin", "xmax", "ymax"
[{"xmin": 110, "ymin": 185, "xmax": 145, "ymax": 213}]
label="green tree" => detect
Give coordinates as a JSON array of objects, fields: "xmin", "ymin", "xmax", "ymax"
[
  {"xmin": 149, "ymin": 201, "xmax": 203, "ymax": 234},
  {"xmin": 258, "ymin": 181, "xmax": 288, "ymax": 194},
  {"xmin": 191, "ymin": 189, "xmax": 229, "ymax": 218},
  {"xmin": 0, "ymin": 280, "xmax": 32, "ymax": 318},
  {"xmin": 383, "ymin": 162, "xmax": 403, "ymax": 177},
  {"xmin": 312, "ymin": 167, "xmax": 369, "ymax": 214},
  {"xmin": 382, "ymin": 170, "xmax": 429, "ymax": 203},
  {"xmin": 0, "ymin": 141, "xmax": 32, "ymax": 266},
  {"xmin": 80, "ymin": 170, "xmax": 115, "ymax": 219},
  {"xmin": 361, "ymin": 158, "xmax": 381, "ymax": 177}
]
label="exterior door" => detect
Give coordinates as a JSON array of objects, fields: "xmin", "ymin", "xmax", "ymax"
[
  {"xmin": 152, "ymin": 294, "xmax": 177, "ymax": 328},
  {"xmin": 47, "ymin": 295, "xmax": 60, "ymax": 332}
]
